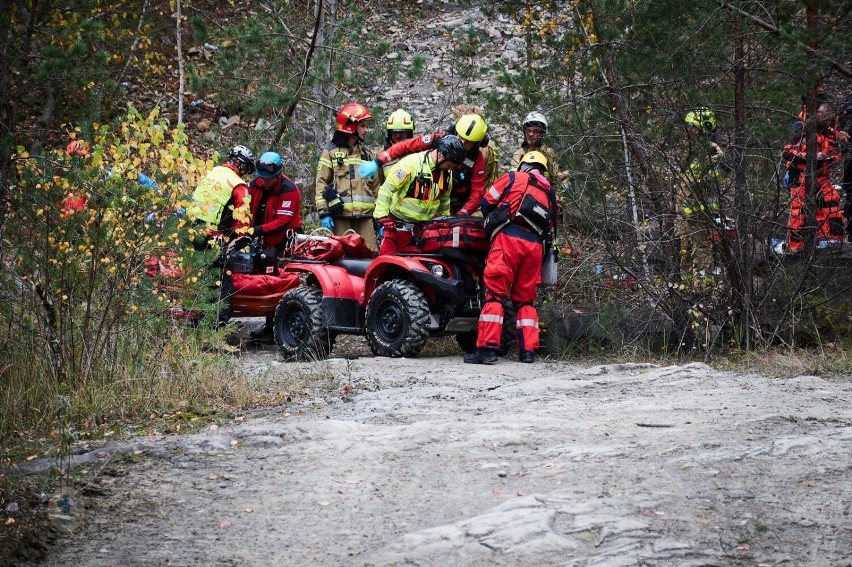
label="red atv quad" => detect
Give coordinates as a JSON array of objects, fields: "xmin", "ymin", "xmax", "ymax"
[{"xmin": 274, "ymin": 217, "xmax": 516, "ymax": 360}]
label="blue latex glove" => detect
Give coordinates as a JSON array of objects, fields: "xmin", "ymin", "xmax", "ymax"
[
  {"xmin": 357, "ymin": 160, "xmax": 380, "ymax": 179},
  {"xmin": 321, "ymin": 216, "xmax": 335, "ymax": 230},
  {"xmin": 137, "ymin": 173, "xmax": 159, "ymax": 190},
  {"xmin": 377, "ymin": 226, "xmax": 384, "ymax": 240}
]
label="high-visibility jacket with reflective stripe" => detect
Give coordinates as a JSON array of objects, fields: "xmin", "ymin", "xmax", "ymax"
[
  {"xmin": 315, "ymin": 142, "xmax": 380, "ymax": 218},
  {"xmin": 374, "ymin": 151, "xmax": 451, "ymax": 223},
  {"xmin": 188, "ymin": 165, "xmax": 248, "ymax": 226}
]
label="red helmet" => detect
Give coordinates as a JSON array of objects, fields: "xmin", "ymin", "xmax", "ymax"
[{"xmin": 336, "ymin": 103, "xmax": 372, "ymax": 134}]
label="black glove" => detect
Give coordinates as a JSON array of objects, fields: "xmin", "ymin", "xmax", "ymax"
[{"xmin": 322, "ymin": 184, "xmax": 344, "ymax": 217}]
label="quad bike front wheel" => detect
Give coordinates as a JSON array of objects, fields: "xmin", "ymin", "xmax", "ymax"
[
  {"xmin": 365, "ymin": 280, "xmax": 430, "ymax": 358},
  {"xmin": 274, "ymin": 286, "xmax": 335, "ymax": 361}
]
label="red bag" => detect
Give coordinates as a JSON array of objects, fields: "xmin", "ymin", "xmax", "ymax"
[
  {"xmin": 418, "ymin": 216, "xmax": 489, "ymax": 254},
  {"xmin": 336, "ymin": 231, "xmax": 375, "ymax": 259},
  {"xmin": 290, "ymin": 237, "xmax": 345, "ymax": 261}
]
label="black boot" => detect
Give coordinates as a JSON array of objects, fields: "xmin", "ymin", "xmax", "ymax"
[
  {"xmin": 463, "ymin": 348, "xmax": 498, "ymax": 365},
  {"xmin": 518, "ymin": 351, "xmax": 535, "ymax": 364}
]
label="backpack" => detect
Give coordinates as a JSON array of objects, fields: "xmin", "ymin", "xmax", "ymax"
[
  {"xmin": 485, "ymin": 172, "xmax": 555, "ymax": 238},
  {"xmin": 516, "ymin": 174, "xmax": 553, "ymax": 235}
]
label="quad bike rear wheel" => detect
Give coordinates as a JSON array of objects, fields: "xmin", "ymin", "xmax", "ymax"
[
  {"xmin": 274, "ymin": 286, "xmax": 335, "ymax": 361},
  {"xmin": 365, "ymin": 280, "xmax": 430, "ymax": 357}
]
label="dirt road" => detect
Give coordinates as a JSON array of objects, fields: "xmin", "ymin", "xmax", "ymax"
[{"xmin": 15, "ymin": 351, "xmax": 852, "ymax": 566}]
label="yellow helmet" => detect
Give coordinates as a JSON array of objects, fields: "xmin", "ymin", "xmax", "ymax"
[
  {"xmin": 519, "ymin": 151, "xmax": 548, "ymax": 173},
  {"xmin": 684, "ymin": 108, "xmax": 716, "ymax": 132},
  {"xmin": 386, "ymin": 109, "xmax": 414, "ymax": 132},
  {"xmin": 454, "ymin": 114, "xmax": 488, "ymax": 143}
]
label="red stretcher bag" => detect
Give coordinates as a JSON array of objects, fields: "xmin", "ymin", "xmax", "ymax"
[
  {"xmin": 232, "ymin": 272, "xmax": 300, "ymax": 295},
  {"xmin": 417, "ymin": 216, "xmax": 489, "ymax": 254}
]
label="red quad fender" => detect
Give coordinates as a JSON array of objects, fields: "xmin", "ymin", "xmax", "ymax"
[
  {"xmin": 362, "ymin": 255, "xmax": 453, "ymax": 306},
  {"xmin": 283, "ymin": 262, "xmax": 365, "ymax": 301}
]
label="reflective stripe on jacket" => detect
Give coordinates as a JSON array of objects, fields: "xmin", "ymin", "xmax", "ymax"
[
  {"xmin": 188, "ymin": 165, "xmax": 248, "ymax": 226},
  {"xmin": 374, "ymin": 151, "xmax": 451, "ymax": 223},
  {"xmin": 315, "ymin": 143, "xmax": 380, "ymax": 218}
]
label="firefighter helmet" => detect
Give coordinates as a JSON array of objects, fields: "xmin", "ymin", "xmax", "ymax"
[
  {"xmin": 436, "ymin": 135, "xmax": 467, "ymax": 164},
  {"xmin": 523, "ymin": 111, "xmax": 548, "ymax": 134},
  {"xmin": 336, "ymin": 103, "xmax": 372, "ymax": 134},
  {"xmin": 518, "ymin": 151, "xmax": 549, "ymax": 173},
  {"xmin": 684, "ymin": 108, "xmax": 716, "ymax": 132},
  {"xmin": 386, "ymin": 109, "xmax": 414, "ymax": 132},
  {"xmin": 228, "ymin": 145, "xmax": 256, "ymax": 175},
  {"xmin": 454, "ymin": 114, "xmax": 488, "ymax": 143},
  {"xmin": 256, "ymin": 151, "xmax": 283, "ymax": 179}
]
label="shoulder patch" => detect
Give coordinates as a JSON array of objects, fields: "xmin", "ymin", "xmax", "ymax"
[
  {"xmin": 395, "ymin": 169, "xmax": 407, "ymax": 180},
  {"xmin": 421, "ymin": 134, "xmax": 432, "ymax": 145}
]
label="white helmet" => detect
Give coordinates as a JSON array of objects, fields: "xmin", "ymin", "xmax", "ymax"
[{"xmin": 523, "ymin": 111, "xmax": 548, "ymax": 134}]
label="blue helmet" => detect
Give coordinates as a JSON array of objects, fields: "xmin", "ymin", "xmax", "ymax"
[{"xmin": 256, "ymin": 151, "xmax": 283, "ymax": 179}]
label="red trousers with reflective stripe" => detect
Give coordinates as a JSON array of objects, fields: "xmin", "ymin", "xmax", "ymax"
[
  {"xmin": 476, "ymin": 232, "xmax": 542, "ymax": 353},
  {"xmin": 786, "ymin": 179, "xmax": 845, "ymax": 251}
]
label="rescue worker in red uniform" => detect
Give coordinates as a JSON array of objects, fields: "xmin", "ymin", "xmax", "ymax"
[
  {"xmin": 238, "ymin": 151, "xmax": 303, "ymax": 341},
  {"xmin": 238, "ymin": 151, "xmax": 303, "ymax": 252},
  {"xmin": 783, "ymin": 102, "xmax": 847, "ymax": 252},
  {"xmin": 373, "ymin": 135, "xmax": 467, "ymax": 256},
  {"xmin": 465, "ymin": 151, "xmax": 556, "ymax": 365},
  {"xmin": 359, "ymin": 113, "xmax": 490, "ymax": 216}
]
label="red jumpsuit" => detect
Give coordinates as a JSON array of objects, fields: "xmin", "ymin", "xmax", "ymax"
[
  {"xmin": 240, "ymin": 174, "xmax": 303, "ymax": 250},
  {"xmin": 784, "ymin": 126, "xmax": 845, "ymax": 251},
  {"xmin": 477, "ymin": 170, "xmax": 555, "ymax": 356},
  {"xmin": 375, "ymin": 132, "xmax": 487, "ymax": 215}
]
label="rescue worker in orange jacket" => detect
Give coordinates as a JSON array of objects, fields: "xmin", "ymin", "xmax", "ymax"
[
  {"xmin": 783, "ymin": 101, "xmax": 847, "ymax": 252},
  {"xmin": 373, "ymin": 135, "xmax": 467, "ymax": 256},
  {"xmin": 465, "ymin": 151, "xmax": 556, "ymax": 365},
  {"xmin": 359, "ymin": 113, "xmax": 490, "ymax": 215},
  {"xmin": 315, "ymin": 103, "xmax": 382, "ymax": 251}
]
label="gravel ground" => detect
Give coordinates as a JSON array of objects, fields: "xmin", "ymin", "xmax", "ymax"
[{"xmin": 10, "ymin": 344, "xmax": 852, "ymax": 566}]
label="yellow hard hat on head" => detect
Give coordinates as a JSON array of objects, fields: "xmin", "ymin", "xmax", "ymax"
[
  {"xmin": 684, "ymin": 108, "xmax": 716, "ymax": 132},
  {"xmin": 454, "ymin": 114, "xmax": 488, "ymax": 143},
  {"xmin": 519, "ymin": 151, "xmax": 548, "ymax": 173},
  {"xmin": 386, "ymin": 109, "xmax": 414, "ymax": 132}
]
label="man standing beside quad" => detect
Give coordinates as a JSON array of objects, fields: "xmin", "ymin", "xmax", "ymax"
[
  {"xmin": 186, "ymin": 144, "xmax": 256, "ymax": 327},
  {"xmin": 372, "ymin": 135, "xmax": 468, "ymax": 255},
  {"xmin": 315, "ymin": 103, "xmax": 383, "ymax": 252},
  {"xmin": 465, "ymin": 151, "xmax": 556, "ymax": 365}
]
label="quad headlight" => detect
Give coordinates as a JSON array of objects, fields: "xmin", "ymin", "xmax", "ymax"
[{"xmin": 429, "ymin": 263, "xmax": 446, "ymax": 278}]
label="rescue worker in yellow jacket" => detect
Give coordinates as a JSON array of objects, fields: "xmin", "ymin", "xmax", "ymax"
[
  {"xmin": 373, "ymin": 135, "xmax": 467, "ymax": 255},
  {"xmin": 676, "ymin": 108, "xmax": 729, "ymax": 278},
  {"xmin": 315, "ymin": 103, "xmax": 383, "ymax": 251}
]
